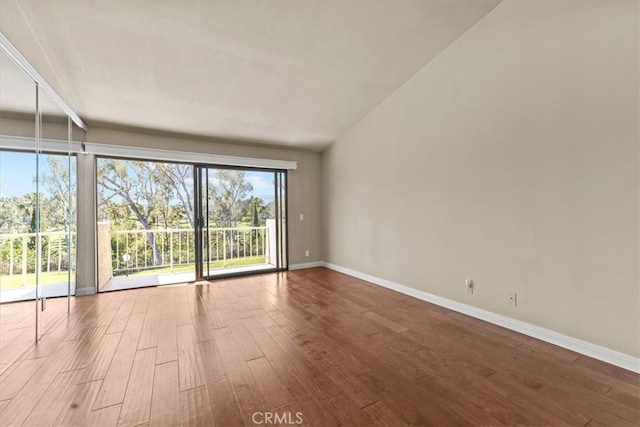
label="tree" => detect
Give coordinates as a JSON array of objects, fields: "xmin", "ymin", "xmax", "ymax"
[
  {"xmin": 247, "ymin": 196, "xmax": 266, "ymax": 227},
  {"xmin": 41, "ymin": 156, "xmax": 75, "ymax": 230},
  {"xmin": 0, "ymin": 197, "xmax": 26, "ymax": 232},
  {"xmin": 264, "ymin": 200, "xmax": 276, "ymax": 220},
  {"xmin": 208, "ymin": 170, "xmax": 253, "ymax": 255},
  {"xmin": 97, "ymin": 160, "xmax": 196, "ymax": 267},
  {"xmin": 97, "ymin": 160, "xmax": 167, "ymax": 265},
  {"xmin": 155, "ymin": 164, "xmax": 195, "ymax": 227},
  {"xmin": 209, "ymin": 170, "xmax": 253, "ymax": 228},
  {"xmin": 15, "ymin": 193, "xmax": 38, "ymax": 250}
]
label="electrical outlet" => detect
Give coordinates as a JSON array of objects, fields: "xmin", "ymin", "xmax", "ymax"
[
  {"xmin": 508, "ymin": 292, "xmax": 517, "ymax": 306},
  {"xmin": 305, "ymin": 250, "xmax": 309, "ymax": 257},
  {"xmin": 299, "ymin": 214, "xmax": 304, "ymax": 221},
  {"xmin": 465, "ymin": 279, "xmax": 473, "ymax": 295}
]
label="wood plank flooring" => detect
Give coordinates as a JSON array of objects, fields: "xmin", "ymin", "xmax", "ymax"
[{"xmin": 0, "ymin": 267, "xmax": 638, "ymax": 426}]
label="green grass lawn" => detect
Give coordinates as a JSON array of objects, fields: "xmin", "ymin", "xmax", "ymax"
[
  {"xmin": 121, "ymin": 256, "xmax": 266, "ymax": 276},
  {"xmin": 0, "ymin": 271, "xmax": 73, "ymax": 288},
  {"xmin": 126, "ymin": 264, "xmax": 195, "ymax": 276},
  {"xmin": 206, "ymin": 256, "xmax": 266, "ymax": 269}
]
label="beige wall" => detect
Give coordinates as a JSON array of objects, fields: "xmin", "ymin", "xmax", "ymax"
[
  {"xmin": 322, "ymin": 1, "xmax": 639, "ymax": 357},
  {"xmin": 0, "ymin": 115, "xmax": 34, "ymax": 138},
  {"xmin": 97, "ymin": 222, "xmax": 113, "ymax": 291},
  {"xmin": 75, "ymin": 153, "xmax": 97, "ymax": 295},
  {"xmin": 86, "ymin": 126, "xmax": 323, "ymax": 267}
]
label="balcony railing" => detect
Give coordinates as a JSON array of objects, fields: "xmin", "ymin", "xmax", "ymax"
[
  {"xmin": 0, "ymin": 231, "xmax": 76, "ymax": 280},
  {"xmin": 1, "ymin": 226, "xmax": 271, "ymax": 286},
  {"xmin": 108, "ymin": 226, "xmax": 269, "ymax": 275}
]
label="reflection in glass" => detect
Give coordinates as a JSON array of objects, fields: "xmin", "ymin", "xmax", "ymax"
[{"xmin": 0, "ymin": 151, "xmax": 77, "ymax": 302}]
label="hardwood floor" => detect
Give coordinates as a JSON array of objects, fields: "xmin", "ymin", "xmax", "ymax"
[{"xmin": 0, "ymin": 267, "xmax": 638, "ymax": 426}]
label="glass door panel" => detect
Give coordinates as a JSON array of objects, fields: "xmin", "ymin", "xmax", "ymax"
[
  {"xmin": 196, "ymin": 166, "xmax": 287, "ymax": 278},
  {"xmin": 0, "ymin": 150, "xmax": 76, "ymax": 304},
  {"xmin": 39, "ymin": 93, "xmax": 77, "ymax": 302},
  {"xmin": 34, "ymin": 87, "xmax": 73, "ymax": 337},
  {"xmin": 274, "ymin": 171, "xmax": 287, "ymax": 269},
  {"xmin": 96, "ymin": 158, "xmax": 195, "ymax": 291}
]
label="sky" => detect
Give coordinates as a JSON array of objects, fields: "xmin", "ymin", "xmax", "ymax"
[
  {"xmin": 0, "ymin": 151, "xmax": 44, "ymax": 198},
  {"xmin": 1, "ymin": 151, "xmax": 276, "ymax": 202},
  {"xmin": 244, "ymin": 171, "xmax": 277, "ymax": 202}
]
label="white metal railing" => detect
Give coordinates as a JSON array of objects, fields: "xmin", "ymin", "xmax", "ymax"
[
  {"xmin": 109, "ymin": 226, "xmax": 268, "ymax": 274},
  {"xmin": 1, "ymin": 226, "xmax": 269, "ymax": 282},
  {"xmin": 0, "ymin": 231, "xmax": 76, "ymax": 285}
]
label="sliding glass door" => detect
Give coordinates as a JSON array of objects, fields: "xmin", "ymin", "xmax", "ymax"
[
  {"xmin": 95, "ymin": 159, "xmax": 287, "ymax": 291},
  {"xmin": 96, "ymin": 157, "xmax": 196, "ymax": 291},
  {"xmin": 195, "ymin": 166, "xmax": 287, "ymax": 278}
]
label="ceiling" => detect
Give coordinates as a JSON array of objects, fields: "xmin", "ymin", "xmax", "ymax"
[{"xmin": 0, "ymin": 0, "xmax": 499, "ymax": 150}]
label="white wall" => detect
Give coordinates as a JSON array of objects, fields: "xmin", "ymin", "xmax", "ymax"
[{"xmin": 323, "ymin": 0, "xmax": 639, "ymax": 357}]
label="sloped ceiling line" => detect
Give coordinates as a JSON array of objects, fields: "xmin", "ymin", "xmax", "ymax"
[{"xmin": 0, "ymin": 0, "xmax": 500, "ymax": 149}]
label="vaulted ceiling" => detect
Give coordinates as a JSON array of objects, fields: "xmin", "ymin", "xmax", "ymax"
[{"xmin": 0, "ymin": 0, "xmax": 499, "ymax": 149}]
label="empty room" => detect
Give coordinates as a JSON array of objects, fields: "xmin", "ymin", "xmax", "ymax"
[{"xmin": 0, "ymin": 0, "xmax": 638, "ymax": 426}]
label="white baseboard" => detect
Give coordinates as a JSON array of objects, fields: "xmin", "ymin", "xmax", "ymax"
[
  {"xmin": 323, "ymin": 262, "xmax": 640, "ymax": 374},
  {"xmin": 289, "ymin": 261, "xmax": 325, "ymax": 271}
]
